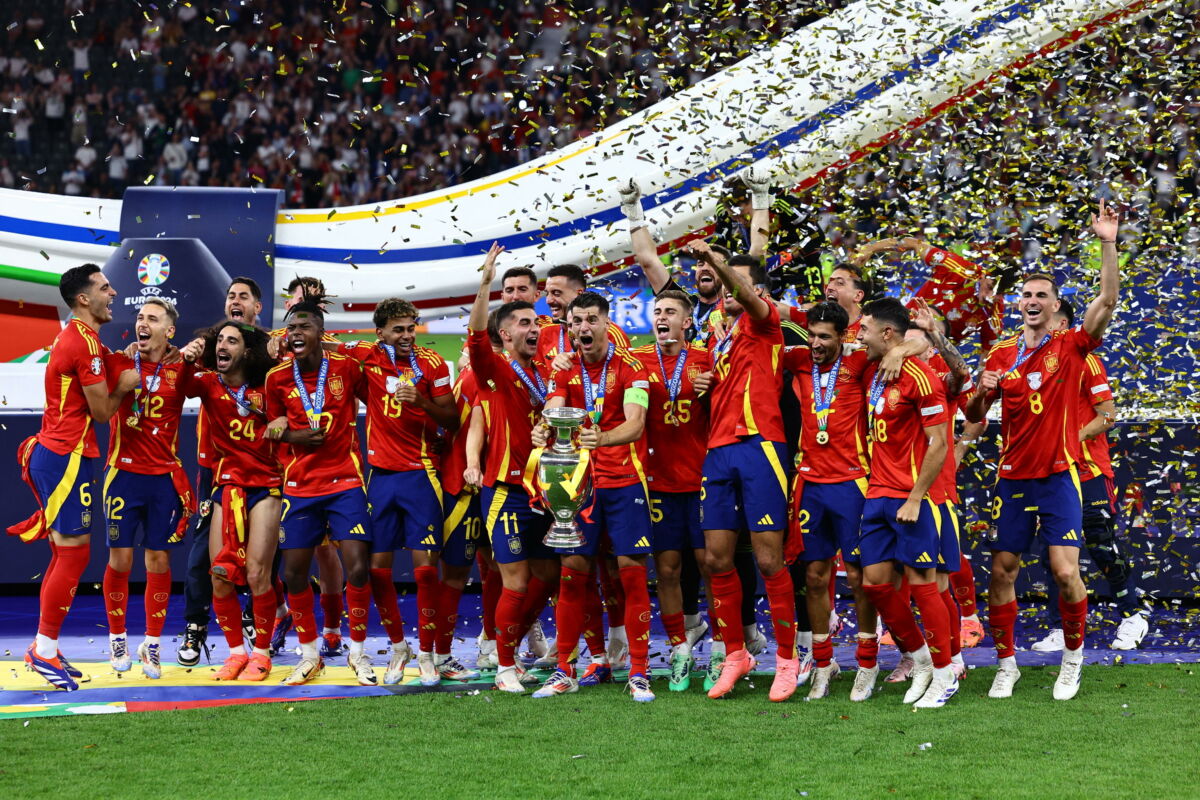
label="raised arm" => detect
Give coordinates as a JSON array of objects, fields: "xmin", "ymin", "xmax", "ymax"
[
  {"xmin": 1082, "ymin": 198, "xmax": 1120, "ymax": 341},
  {"xmin": 686, "ymin": 238, "xmax": 769, "ymax": 320},
  {"xmin": 851, "ymin": 235, "xmax": 932, "ymax": 267},
  {"xmin": 468, "ymin": 242, "xmax": 505, "ymax": 333},
  {"xmin": 84, "ymin": 369, "xmax": 140, "ymax": 423},
  {"xmin": 912, "ymin": 297, "xmax": 971, "ymax": 395},
  {"xmin": 742, "ymin": 166, "xmax": 773, "ymax": 260},
  {"xmin": 620, "ymin": 179, "xmax": 670, "ymax": 294}
]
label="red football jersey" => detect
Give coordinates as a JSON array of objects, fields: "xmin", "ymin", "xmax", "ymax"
[
  {"xmin": 340, "ymin": 341, "xmax": 452, "ymax": 472},
  {"xmin": 265, "ymin": 354, "xmax": 366, "ymax": 497},
  {"xmin": 103, "ymin": 353, "xmax": 194, "ymax": 475},
  {"xmin": 536, "ymin": 319, "xmax": 631, "ymax": 362},
  {"xmin": 707, "ymin": 304, "xmax": 785, "ymax": 448},
  {"xmin": 548, "ymin": 347, "xmax": 651, "ymax": 490},
  {"xmin": 467, "ymin": 329, "xmax": 548, "ymax": 488},
  {"xmin": 440, "ymin": 368, "xmax": 479, "ymax": 497},
  {"xmin": 187, "ymin": 371, "xmax": 280, "ymax": 488},
  {"xmin": 785, "ymin": 306, "xmax": 863, "ymax": 345},
  {"xmin": 1079, "ymin": 353, "xmax": 1114, "ymax": 480},
  {"xmin": 928, "ymin": 369, "xmax": 974, "ymax": 505},
  {"xmin": 781, "ymin": 347, "xmax": 871, "ymax": 483},
  {"xmin": 983, "ymin": 327, "xmax": 1101, "ymax": 480},
  {"xmin": 911, "ymin": 247, "xmax": 1004, "ymax": 351},
  {"xmin": 631, "ymin": 343, "xmax": 712, "ymax": 493},
  {"xmin": 195, "ymin": 410, "xmax": 214, "ymax": 468},
  {"xmin": 865, "ymin": 358, "xmax": 948, "ymax": 500},
  {"xmin": 37, "ymin": 319, "xmax": 109, "ymax": 458}
]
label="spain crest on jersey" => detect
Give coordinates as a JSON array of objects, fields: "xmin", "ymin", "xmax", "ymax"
[
  {"xmin": 329, "ymin": 375, "xmax": 345, "ymax": 398},
  {"xmin": 887, "ymin": 387, "xmax": 902, "ymax": 408},
  {"xmin": 1044, "ymin": 352, "xmax": 1060, "ymax": 374}
]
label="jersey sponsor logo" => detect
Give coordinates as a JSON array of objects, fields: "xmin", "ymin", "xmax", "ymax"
[
  {"xmin": 90, "ymin": 356, "xmax": 103, "ymax": 375},
  {"xmin": 137, "ymin": 253, "xmax": 171, "ymax": 286},
  {"xmin": 1027, "ymin": 372, "xmax": 1042, "ymax": 390}
]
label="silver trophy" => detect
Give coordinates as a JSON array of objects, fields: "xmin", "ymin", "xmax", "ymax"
[{"xmin": 538, "ymin": 407, "xmax": 593, "ymax": 549}]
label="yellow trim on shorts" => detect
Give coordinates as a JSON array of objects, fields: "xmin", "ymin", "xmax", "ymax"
[
  {"xmin": 485, "ymin": 484, "xmax": 508, "ymax": 546},
  {"xmin": 443, "ymin": 493, "xmax": 473, "ymax": 545},
  {"xmin": 759, "ymin": 440, "xmax": 788, "ymax": 497}
]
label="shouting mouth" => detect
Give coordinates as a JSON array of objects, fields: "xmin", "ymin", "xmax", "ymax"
[
  {"xmin": 215, "ymin": 350, "xmax": 232, "ymax": 370},
  {"xmin": 228, "ymin": 305, "xmax": 246, "ymax": 320},
  {"xmin": 290, "ymin": 336, "xmax": 307, "ymax": 354}
]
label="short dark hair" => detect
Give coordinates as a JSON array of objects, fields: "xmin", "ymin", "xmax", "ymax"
[
  {"xmin": 202, "ymin": 321, "xmax": 274, "ymax": 386},
  {"xmin": 862, "ymin": 296, "xmax": 910, "ymax": 334},
  {"xmin": 832, "ymin": 264, "xmax": 869, "ymax": 295},
  {"xmin": 286, "ymin": 300, "xmax": 325, "ymax": 328},
  {"xmin": 286, "ymin": 275, "xmax": 327, "ymax": 301},
  {"xmin": 1056, "ymin": 297, "xmax": 1075, "ymax": 327},
  {"xmin": 496, "ymin": 300, "xmax": 535, "ymax": 330},
  {"xmin": 140, "ymin": 296, "xmax": 179, "ymax": 326},
  {"xmin": 567, "ymin": 291, "xmax": 609, "ymax": 317},
  {"xmin": 1022, "ymin": 272, "xmax": 1059, "ymax": 298},
  {"xmin": 728, "ymin": 254, "xmax": 768, "ymax": 287},
  {"xmin": 485, "ymin": 309, "xmax": 503, "ymax": 348},
  {"xmin": 373, "ymin": 297, "xmax": 419, "ymax": 328},
  {"xmin": 807, "ymin": 300, "xmax": 849, "ymax": 335},
  {"xmin": 709, "ymin": 243, "xmax": 734, "ymax": 262},
  {"xmin": 227, "ymin": 276, "xmax": 262, "ymax": 301},
  {"xmin": 502, "ymin": 266, "xmax": 538, "ymax": 287},
  {"xmin": 546, "ymin": 264, "xmax": 587, "ymax": 290},
  {"xmin": 59, "ymin": 263, "xmax": 102, "ymax": 309},
  {"xmin": 655, "ymin": 289, "xmax": 693, "ymax": 314}
]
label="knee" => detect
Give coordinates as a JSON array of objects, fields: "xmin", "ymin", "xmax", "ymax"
[
  {"xmin": 281, "ymin": 567, "xmax": 306, "ymax": 593},
  {"xmin": 705, "ymin": 552, "xmax": 733, "ymax": 575},
  {"xmin": 805, "ymin": 569, "xmax": 829, "ymax": 595},
  {"xmin": 656, "ymin": 563, "xmax": 681, "ymax": 585},
  {"xmin": 246, "ymin": 562, "xmax": 269, "ymax": 591},
  {"xmin": 756, "ymin": 553, "xmax": 783, "ymax": 577},
  {"xmin": 344, "ymin": 563, "xmax": 369, "ymax": 587},
  {"xmin": 1051, "ymin": 562, "xmax": 1079, "ymax": 588}
]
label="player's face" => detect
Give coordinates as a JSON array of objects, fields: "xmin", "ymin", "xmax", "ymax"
[
  {"xmin": 378, "ymin": 316, "xmax": 417, "ymax": 353},
  {"xmin": 808, "ymin": 321, "xmax": 841, "ymax": 364},
  {"xmin": 825, "ymin": 269, "xmax": 863, "ymax": 309},
  {"xmin": 225, "ymin": 282, "xmax": 261, "ymax": 324},
  {"xmin": 857, "ymin": 314, "xmax": 890, "ymax": 361},
  {"xmin": 84, "ymin": 271, "xmax": 117, "ymax": 323},
  {"xmin": 285, "ymin": 284, "xmax": 327, "ymax": 312},
  {"xmin": 214, "ymin": 325, "xmax": 246, "ymax": 374},
  {"xmin": 134, "ymin": 304, "xmax": 175, "ymax": 354},
  {"xmin": 285, "ymin": 313, "xmax": 322, "ymax": 359},
  {"xmin": 904, "ymin": 328, "xmax": 935, "ymax": 361},
  {"xmin": 502, "ymin": 277, "xmax": 539, "ymax": 304},
  {"xmin": 692, "ymin": 262, "xmax": 719, "ymax": 301},
  {"xmin": 653, "ymin": 298, "xmax": 691, "ymax": 344},
  {"xmin": 502, "ymin": 309, "xmax": 540, "ymax": 359},
  {"xmin": 569, "ymin": 305, "xmax": 609, "ymax": 360},
  {"xmin": 721, "ymin": 264, "xmax": 753, "ymax": 317},
  {"xmin": 1019, "ymin": 279, "xmax": 1059, "ymax": 329},
  {"xmin": 545, "ymin": 277, "xmax": 581, "ymax": 320}
]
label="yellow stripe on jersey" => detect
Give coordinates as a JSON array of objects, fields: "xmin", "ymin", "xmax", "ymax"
[
  {"xmin": 485, "ymin": 484, "xmax": 509, "ymax": 544},
  {"xmin": 59, "ymin": 375, "xmax": 72, "ymax": 414},
  {"xmin": 855, "ymin": 477, "xmax": 868, "ymax": 497},
  {"xmin": 855, "ymin": 429, "xmax": 870, "ymax": 475},
  {"xmin": 742, "ymin": 374, "xmax": 759, "ymax": 437},
  {"xmin": 422, "ymin": 457, "xmax": 444, "ymax": 506},
  {"xmin": 496, "ymin": 424, "xmax": 511, "ymax": 484},
  {"xmin": 443, "ymin": 493, "xmax": 473, "ymax": 544},
  {"xmin": 903, "ymin": 361, "xmax": 933, "ymax": 396}
]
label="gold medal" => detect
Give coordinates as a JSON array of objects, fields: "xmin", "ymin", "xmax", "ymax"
[
  {"xmin": 126, "ymin": 414, "xmax": 140, "ymax": 429},
  {"xmin": 816, "ymin": 429, "xmax": 829, "ymax": 445}
]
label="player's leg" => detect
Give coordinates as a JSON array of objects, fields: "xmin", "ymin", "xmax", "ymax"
[
  {"xmin": 278, "ymin": 494, "xmax": 332, "ymax": 685},
  {"xmin": 599, "ymin": 485, "xmax": 655, "ymax": 702},
  {"xmin": 314, "ymin": 542, "xmax": 345, "ymax": 654},
  {"xmin": 209, "ymin": 498, "xmax": 251, "ymax": 680},
  {"xmin": 935, "ymin": 503, "xmax": 964, "ymax": 678},
  {"xmin": 397, "ymin": 468, "xmax": 445, "ymax": 682},
  {"xmin": 323, "ymin": 488, "xmax": 377, "ymax": 685},
  {"xmin": 101, "ymin": 469, "xmax": 138, "ymax": 675},
  {"xmin": 1083, "ymin": 476, "xmax": 1148, "ymax": 649},
  {"xmin": 481, "ymin": 483, "xmax": 542, "ymax": 691},
  {"xmin": 179, "ymin": 466, "xmax": 215, "ymax": 667},
  {"xmin": 435, "ymin": 492, "xmax": 482, "ymax": 680},
  {"xmin": 1038, "ymin": 471, "xmax": 1088, "ymax": 700},
  {"xmin": 1031, "ymin": 540, "xmax": 1066, "ymax": 652},
  {"xmin": 239, "ymin": 492, "xmax": 282, "ymax": 681},
  {"xmin": 951, "ymin": 552, "xmax": 983, "ymax": 647},
  {"xmin": 475, "ymin": 546, "xmax": 501, "ymax": 667},
  {"xmin": 367, "ymin": 473, "xmax": 413, "ymax": 682},
  {"xmin": 987, "ymin": 477, "xmax": 1037, "ymax": 698},
  {"xmin": 702, "ymin": 524, "xmax": 743, "ymax": 698},
  {"xmin": 799, "ymin": 484, "xmax": 837, "ymax": 698},
  {"xmin": 651, "ymin": 490, "xmax": 693, "ymax": 691},
  {"xmin": 133, "ymin": 474, "xmax": 184, "ymax": 679}
]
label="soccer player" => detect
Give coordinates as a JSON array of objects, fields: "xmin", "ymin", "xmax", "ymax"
[
  {"xmin": 264, "ymin": 302, "xmax": 376, "ymax": 686},
  {"xmin": 681, "ymin": 239, "xmax": 798, "ymax": 703},
  {"xmin": 1030, "ymin": 302, "xmax": 1148, "ymax": 652},
  {"xmin": 338, "ymin": 298, "xmax": 469, "ymax": 686},
  {"xmin": 630, "ymin": 290, "xmax": 713, "ymax": 691},
  {"xmin": 466, "ymin": 243, "xmax": 559, "ymax": 693},
  {"xmin": 966, "ymin": 200, "xmax": 1121, "ymax": 701},
  {"xmin": 780, "ymin": 301, "xmax": 882, "ymax": 701},
  {"xmin": 531, "ymin": 291, "xmax": 656, "ymax": 702},
  {"xmin": 190, "ymin": 322, "xmax": 283, "ymax": 681},
  {"xmin": 179, "ymin": 276, "xmax": 265, "ymax": 668},
  {"xmin": 538, "ymin": 263, "xmax": 632, "ymax": 360},
  {"xmin": 101, "ymin": 298, "xmax": 199, "ymax": 679},
  {"xmin": 500, "ymin": 266, "xmax": 544, "ymax": 308},
  {"xmin": 10, "ymin": 264, "xmax": 140, "ymax": 690},
  {"xmin": 855, "ymin": 297, "xmax": 956, "ymax": 708}
]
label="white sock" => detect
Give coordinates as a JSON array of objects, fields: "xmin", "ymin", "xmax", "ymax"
[
  {"xmin": 934, "ymin": 664, "xmax": 954, "ymax": 680},
  {"xmin": 393, "ymin": 639, "xmax": 410, "ymax": 653},
  {"xmin": 230, "ymin": 645, "xmax": 247, "ymax": 657},
  {"xmin": 321, "ymin": 627, "xmax": 338, "ymax": 636},
  {"xmin": 609, "ymin": 625, "xmax": 626, "ymax": 643},
  {"xmin": 813, "ymin": 633, "xmax": 830, "ymax": 643},
  {"xmin": 143, "ymin": 635, "xmax": 160, "ymax": 647},
  {"xmin": 684, "ymin": 613, "xmax": 702, "ymax": 629},
  {"xmin": 998, "ymin": 655, "xmax": 1017, "ymax": 671},
  {"xmin": 252, "ymin": 647, "xmax": 270, "ymax": 657},
  {"xmin": 109, "ymin": 632, "xmax": 126, "ymax": 643},
  {"xmin": 711, "ymin": 640, "xmax": 726, "ymax": 658},
  {"xmin": 797, "ymin": 630, "xmax": 813, "ymax": 650},
  {"xmin": 911, "ymin": 644, "xmax": 932, "ymax": 665},
  {"xmin": 671, "ymin": 642, "xmax": 691, "ymax": 658},
  {"xmin": 300, "ymin": 641, "xmax": 319, "ymax": 661},
  {"xmin": 435, "ymin": 651, "xmax": 450, "ymax": 663},
  {"xmin": 35, "ymin": 634, "xmax": 57, "ymax": 659},
  {"xmin": 348, "ymin": 640, "xmax": 364, "ymax": 657},
  {"xmin": 1062, "ymin": 647, "xmax": 1084, "ymax": 664},
  {"xmin": 418, "ymin": 649, "xmax": 432, "ymax": 658},
  {"xmin": 591, "ymin": 653, "xmax": 610, "ymax": 665},
  {"xmin": 951, "ymin": 653, "xmax": 965, "ymax": 667}
]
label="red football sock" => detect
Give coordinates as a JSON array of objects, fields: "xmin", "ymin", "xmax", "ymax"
[
  {"xmin": 434, "ymin": 582, "xmax": 464, "ymax": 654},
  {"xmin": 812, "ymin": 635, "xmax": 834, "ymax": 668},
  {"xmin": 495, "ymin": 587, "xmax": 526, "ymax": 668},
  {"xmin": 582, "ymin": 577, "xmax": 607, "ymax": 657},
  {"xmin": 413, "ymin": 565, "xmax": 439, "ymax": 651},
  {"xmin": 1059, "ymin": 596, "xmax": 1088, "ymax": 651},
  {"xmin": 910, "ymin": 582, "xmax": 951, "ymax": 668},
  {"xmin": 951, "ymin": 554, "xmax": 977, "ymax": 616},
  {"xmin": 599, "ymin": 560, "xmax": 625, "ymax": 627},
  {"xmin": 252, "ymin": 589, "xmax": 275, "ymax": 651},
  {"xmin": 709, "ymin": 568, "xmax": 745, "ymax": 652},
  {"xmin": 480, "ymin": 565, "xmax": 501, "ymax": 640},
  {"xmin": 619, "ymin": 565, "xmax": 652, "ymax": 675},
  {"xmin": 369, "ymin": 567, "xmax": 406, "ymax": 644},
  {"xmin": 287, "ymin": 588, "xmax": 318, "ymax": 645},
  {"xmin": 273, "ymin": 576, "xmax": 286, "ymax": 608},
  {"xmin": 941, "ymin": 588, "xmax": 962, "ymax": 657},
  {"xmin": 345, "ymin": 582, "xmax": 371, "ymax": 643},
  {"xmin": 38, "ymin": 542, "xmax": 89, "ymax": 640},
  {"xmin": 897, "ymin": 575, "xmax": 912, "ymax": 610},
  {"xmin": 103, "ymin": 565, "xmax": 131, "ymax": 636},
  {"xmin": 988, "ymin": 599, "xmax": 1018, "ymax": 660},
  {"xmin": 828, "ymin": 568, "xmax": 837, "ymax": 609},
  {"xmin": 213, "ymin": 592, "xmax": 244, "ymax": 649},
  {"xmin": 516, "ymin": 573, "xmax": 556, "ymax": 644},
  {"xmin": 662, "ymin": 611, "xmax": 686, "ymax": 647},
  {"xmin": 320, "ymin": 591, "xmax": 343, "ymax": 632},
  {"xmin": 144, "ymin": 570, "xmax": 171, "ymax": 637},
  {"xmin": 862, "ymin": 583, "xmax": 925, "ymax": 654},
  {"xmin": 763, "ymin": 567, "xmax": 797, "ymax": 660},
  {"xmin": 555, "ymin": 567, "xmax": 590, "ymax": 673},
  {"xmin": 855, "ymin": 634, "xmax": 880, "ymax": 668}
]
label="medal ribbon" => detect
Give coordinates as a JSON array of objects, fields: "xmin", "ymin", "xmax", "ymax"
[
  {"xmin": 580, "ymin": 342, "xmax": 615, "ymax": 424},
  {"xmin": 129, "ymin": 350, "xmax": 163, "ymax": 422},
  {"xmin": 811, "ymin": 354, "xmax": 842, "ymax": 435},
  {"xmin": 380, "ymin": 343, "xmax": 423, "ymax": 386},
  {"xmin": 867, "ymin": 372, "xmax": 886, "ymax": 431},
  {"xmin": 292, "ymin": 357, "xmax": 329, "ymax": 430},
  {"xmin": 656, "ymin": 343, "xmax": 688, "ymax": 420},
  {"xmin": 218, "ymin": 375, "xmax": 263, "ymax": 417},
  {"xmin": 1008, "ymin": 332, "xmax": 1052, "ymax": 377},
  {"xmin": 712, "ymin": 316, "xmax": 740, "ymax": 358},
  {"xmin": 508, "ymin": 357, "xmax": 547, "ymax": 405}
]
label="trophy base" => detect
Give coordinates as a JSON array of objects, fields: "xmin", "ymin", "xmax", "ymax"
[{"xmin": 543, "ymin": 523, "xmax": 586, "ymax": 550}]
